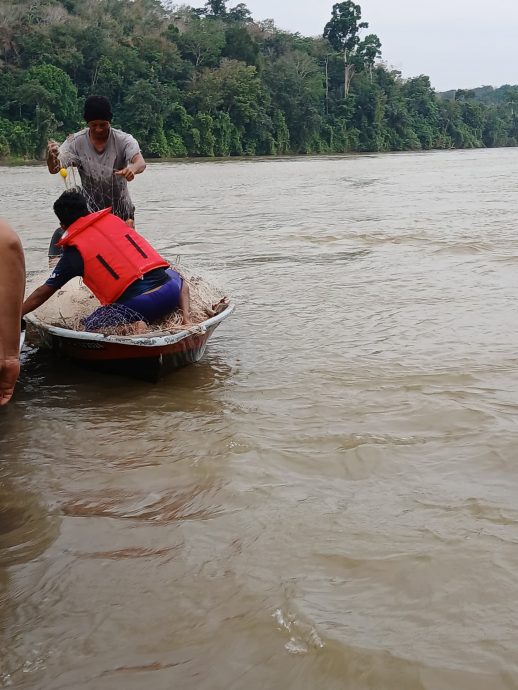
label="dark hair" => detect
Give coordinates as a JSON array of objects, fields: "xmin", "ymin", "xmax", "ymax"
[
  {"xmin": 53, "ymin": 190, "xmax": 90, "ymax": 228},
  {"xmin": 83, "ymin": 95, "xmax": 113, "ymax": 123}
]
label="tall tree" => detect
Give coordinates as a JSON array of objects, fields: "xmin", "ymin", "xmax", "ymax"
[
  {"xmin": 205, "ymin": 0, "xmax": 226, "ymax": 17},
  {"xmin": 227, "ymin": 3, "xmax": 252, "ymax": 23},
  {"xmin": 356, "ymin": 33, "xmax": 381, "ymax": 80},
  {"xmin": 323, "ymin": 1, "xmax": 367, "ymax": 97}
]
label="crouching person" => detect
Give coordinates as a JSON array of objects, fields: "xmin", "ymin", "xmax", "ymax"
[{"xmin": 22, "ymin": 190, "xmax": 190, "ymax": 331}]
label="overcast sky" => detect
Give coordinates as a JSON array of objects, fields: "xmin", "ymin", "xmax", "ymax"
[{"xmin": 188, "ymin": 0, "xmax": 517, "ymax": 91}]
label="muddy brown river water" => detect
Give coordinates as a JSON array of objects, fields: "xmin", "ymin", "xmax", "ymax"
[{"xmin": 2, "ymin": 150, "xmax": 518, "ymax": 689}]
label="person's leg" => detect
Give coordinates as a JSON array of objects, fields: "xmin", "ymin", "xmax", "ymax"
[
  {"xmin": 178, "ymin": 279, "xmax": 191, "ymax": 325},
  {"xmin": 206, "ymin": 297, "xmax": 229, "ymax": 317}
]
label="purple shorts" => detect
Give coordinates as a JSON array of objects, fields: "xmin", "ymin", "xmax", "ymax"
[
  {"xmin": 83, "ymin": 269, "xmax": 183, "ymax": 330},
  {"xmin": 121, "ymin": 269, "xmax": 182, "ymax": 323}
]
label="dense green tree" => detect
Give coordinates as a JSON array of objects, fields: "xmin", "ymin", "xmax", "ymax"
[
  {"xmin": 0, "ymin": 0, "xmax": 513, "ymax": 160},
  {"xmin": 119, "ymin": 79, "xmax": 178, "ymax": 156},
  {"xmin": 323, "ymin": 2, "xmax": 367, "ymax": 54},
  {"xmin": 223, "ymin": 25, "xmax": 259, "ymax": 66},
  {"xmin": 356, "ymin": 34, "xmax": 382, "ymax": 78},
  {"xmin": 177, "ymin": 16, "xmax": 226, "ymax": 68},
  {"xmin": 227, "ymin": 3, "xmax": 252, "ymax": 23},
  {"xmin": 265, "ymin": 50, "xmax": 324, "ymax": 152},
  {"xmin": 323, "ymin": 1, "xmax": 369, "ymax": 96},
  {"xmin": 202, "ymin": 0, "xmax": 227, "ymax": 17},
  {"xmin": 482, "ymin": 107, "xmax": 509, "ymax": 147},
  {"xmin": 14, "ymin": 64, "xmax": 78, "ymax": 151}
]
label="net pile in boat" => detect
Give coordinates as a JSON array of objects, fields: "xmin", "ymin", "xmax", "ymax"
[
  {"xmin": 29, "ymin": 264, "xmax": 227, "ymax": 336},
  {"xmin": 81, "ymin": 304, "xmax": 150, "ymax": 335}
]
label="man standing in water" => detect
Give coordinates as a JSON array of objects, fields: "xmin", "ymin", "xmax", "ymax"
[
  {"xmin": 46, "ymin": 95, "xmax": 146, "ymax": 254},
  {"xmin": 0, "ymin": 219, "xmax": 25, "ymax": 406}
]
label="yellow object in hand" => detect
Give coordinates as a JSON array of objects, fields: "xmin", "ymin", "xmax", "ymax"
[{"xmin": 59, "ymin": 167, "xmax": 68, "ymax": 178}]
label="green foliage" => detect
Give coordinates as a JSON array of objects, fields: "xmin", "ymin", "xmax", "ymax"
[
  {"xmin": 23, "ymin": 64, "xmax": 79, "ymax": 129},
  {"xmin": 118, "ymin": 79, "xmax": 176, "ymax": 157},
  {"xmin": 264, "ymin": 50, "xmax": 324, "ymax": 152},
  {"xmin": 0, "ymin": 0, "xmax": 514, "ymax": 160},
  {"xmin": 177, "ymin": 17, "xmax": 226, "ymax": 67},
  {"xmin": 323, "ymin": 2, "xmax": 367, "ymax": 55},
  {"xmin": 204, "ymin": 0, "xmax": 227, "ymax": 17},
  {"xmin": 223, "ymin": 25, "xmax": 259, "ymax": 66},
  {"xmin": 227, "ymin": 4, "xmax": 253, "ymax": 23},
  {"xmin": 192, "ymin": 113, "xmax": 216, "ymax": 156},
  {"xmin": 355, "ymin": 34, "xmax": 382, "ymax": 73},
  {"xmin": 0, "ymin": 117, "xmax": 36, "ymax": 157}
]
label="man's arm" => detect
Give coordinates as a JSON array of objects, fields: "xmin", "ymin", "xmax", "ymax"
[
  {"xmin": 114, "ymin": 152, "xmax": 146, "ymax": 181},
  {"xmin": 0, "ymin": 220, "xmax": 25, "ymax": 406},
  {"xmin": 130, "ymin": 151, "xmax": 146, "ymax": 174},
  {"xmin": 22, "ymin": 284, "xmax": 57, "ymax": 316},
  {"xmin": 34, "ymin": 246, "xmax": 82, "ymax": 302},
  {"xmin": 23, "ymin": 246, "xmax": 80, "ymax": 315}
]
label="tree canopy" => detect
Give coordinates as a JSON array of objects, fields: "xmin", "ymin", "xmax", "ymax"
[{"xmin": 0, "ymin": 0, "xmax": 515, "ymax": 160}]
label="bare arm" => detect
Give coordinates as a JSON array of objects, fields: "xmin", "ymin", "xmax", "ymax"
[
  {"xmin": 22, "ymin": 284, "xmax": 57, "ymax": 317},
  {"xmin": 46, "ymin": 139, "xmax": 61, "ymax": 174},
  {"xmin": 0, "ymin": 220, "xmax": 25, "ymax": 406},
  {"xmin": 178, "ymin": 279, "xmax": 191, "ymax": 326},
  {"xmin": 130, "ymin": 151, "xmax": 146, "ymax": 174}
]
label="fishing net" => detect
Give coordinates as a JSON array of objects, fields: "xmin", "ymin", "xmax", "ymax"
[
  {"xmin": 81, "ymin": 304, "xmax": 149, "ymax": 335},
  {"xmin": 28, "ymin": 262, "xmax": 228, "ymax": 337},
  {"xmin": 56, "ymin": 145, "xmax": 135, "ymax": 219}
]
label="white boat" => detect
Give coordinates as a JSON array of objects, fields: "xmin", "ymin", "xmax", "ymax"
[
  {"xmin": 20, "ymin": 320, "xmax": 26, "ymax": 350},
  {"xmin": 25, "ymin": 304, "xmax": 235, "ymax": 382}
]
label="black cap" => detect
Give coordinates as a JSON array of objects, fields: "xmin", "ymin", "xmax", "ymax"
[{"xmin": 83, "ymin": 95, "xmax": 113, "ymax": 123}]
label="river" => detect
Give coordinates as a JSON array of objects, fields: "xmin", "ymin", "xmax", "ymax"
[{"xmin": 2, "ymin": 149, "xmax": 518, "ymax": 689}]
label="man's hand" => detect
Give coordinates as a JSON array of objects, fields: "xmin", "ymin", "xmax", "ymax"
[
  {"xmin": 22, "ymin": 284, "xmax": 57, "ymax": 317},
  {"xmin": 114, "ymin": 153, "xmax": 145, "ymax": 181},
  {"xmin": 0, "ymin": 357, "xmax": 20, "ymax": 406},
  {"xmin": 47, "ymin": 139, "xmax": 60, "ymax": 174},
  {"xmin": 114, "ymin": 166, "xmax": 135, "ymax": 181},
  {"xmin": 48, "ymin": 139, "xmax": 59, "ymax": 156}
]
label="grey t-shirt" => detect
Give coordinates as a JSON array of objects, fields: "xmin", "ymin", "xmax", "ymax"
[{"xmin": 59, "ymin": 128, "xmax": 140, "ymax": 220}]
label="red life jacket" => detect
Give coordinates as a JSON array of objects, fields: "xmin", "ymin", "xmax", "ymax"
[{"xmin": 58, "ymin": 208, "xmax": 169, "ymax": 305}]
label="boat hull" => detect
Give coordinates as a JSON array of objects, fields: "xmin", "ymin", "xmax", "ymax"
[
  {"xmin": 20, "ymin": 320, "xmax": 26, "ymax": 351},
  {"xmin": 26, "ymin": 305, "xmax": 234, "ymax": 382}
]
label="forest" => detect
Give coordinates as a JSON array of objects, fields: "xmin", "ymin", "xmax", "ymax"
[{"xmin": 0, "ymin": 0, "xmax": 517, "ymax": 160}]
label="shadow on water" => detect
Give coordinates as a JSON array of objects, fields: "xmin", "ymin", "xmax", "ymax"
[{"xmin": 15, "ymin": 345, "xmax": 235, "ymax": 412}]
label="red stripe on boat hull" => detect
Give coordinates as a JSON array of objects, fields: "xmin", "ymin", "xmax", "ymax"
[{"xmin": 55, "ymin": 331, "xmax": 210, "ymax": 361}]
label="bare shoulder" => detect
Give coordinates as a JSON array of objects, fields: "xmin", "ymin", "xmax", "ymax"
[{"xmin": 0, "ymin": 218, "xmax": 21, "ymax": 246}]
